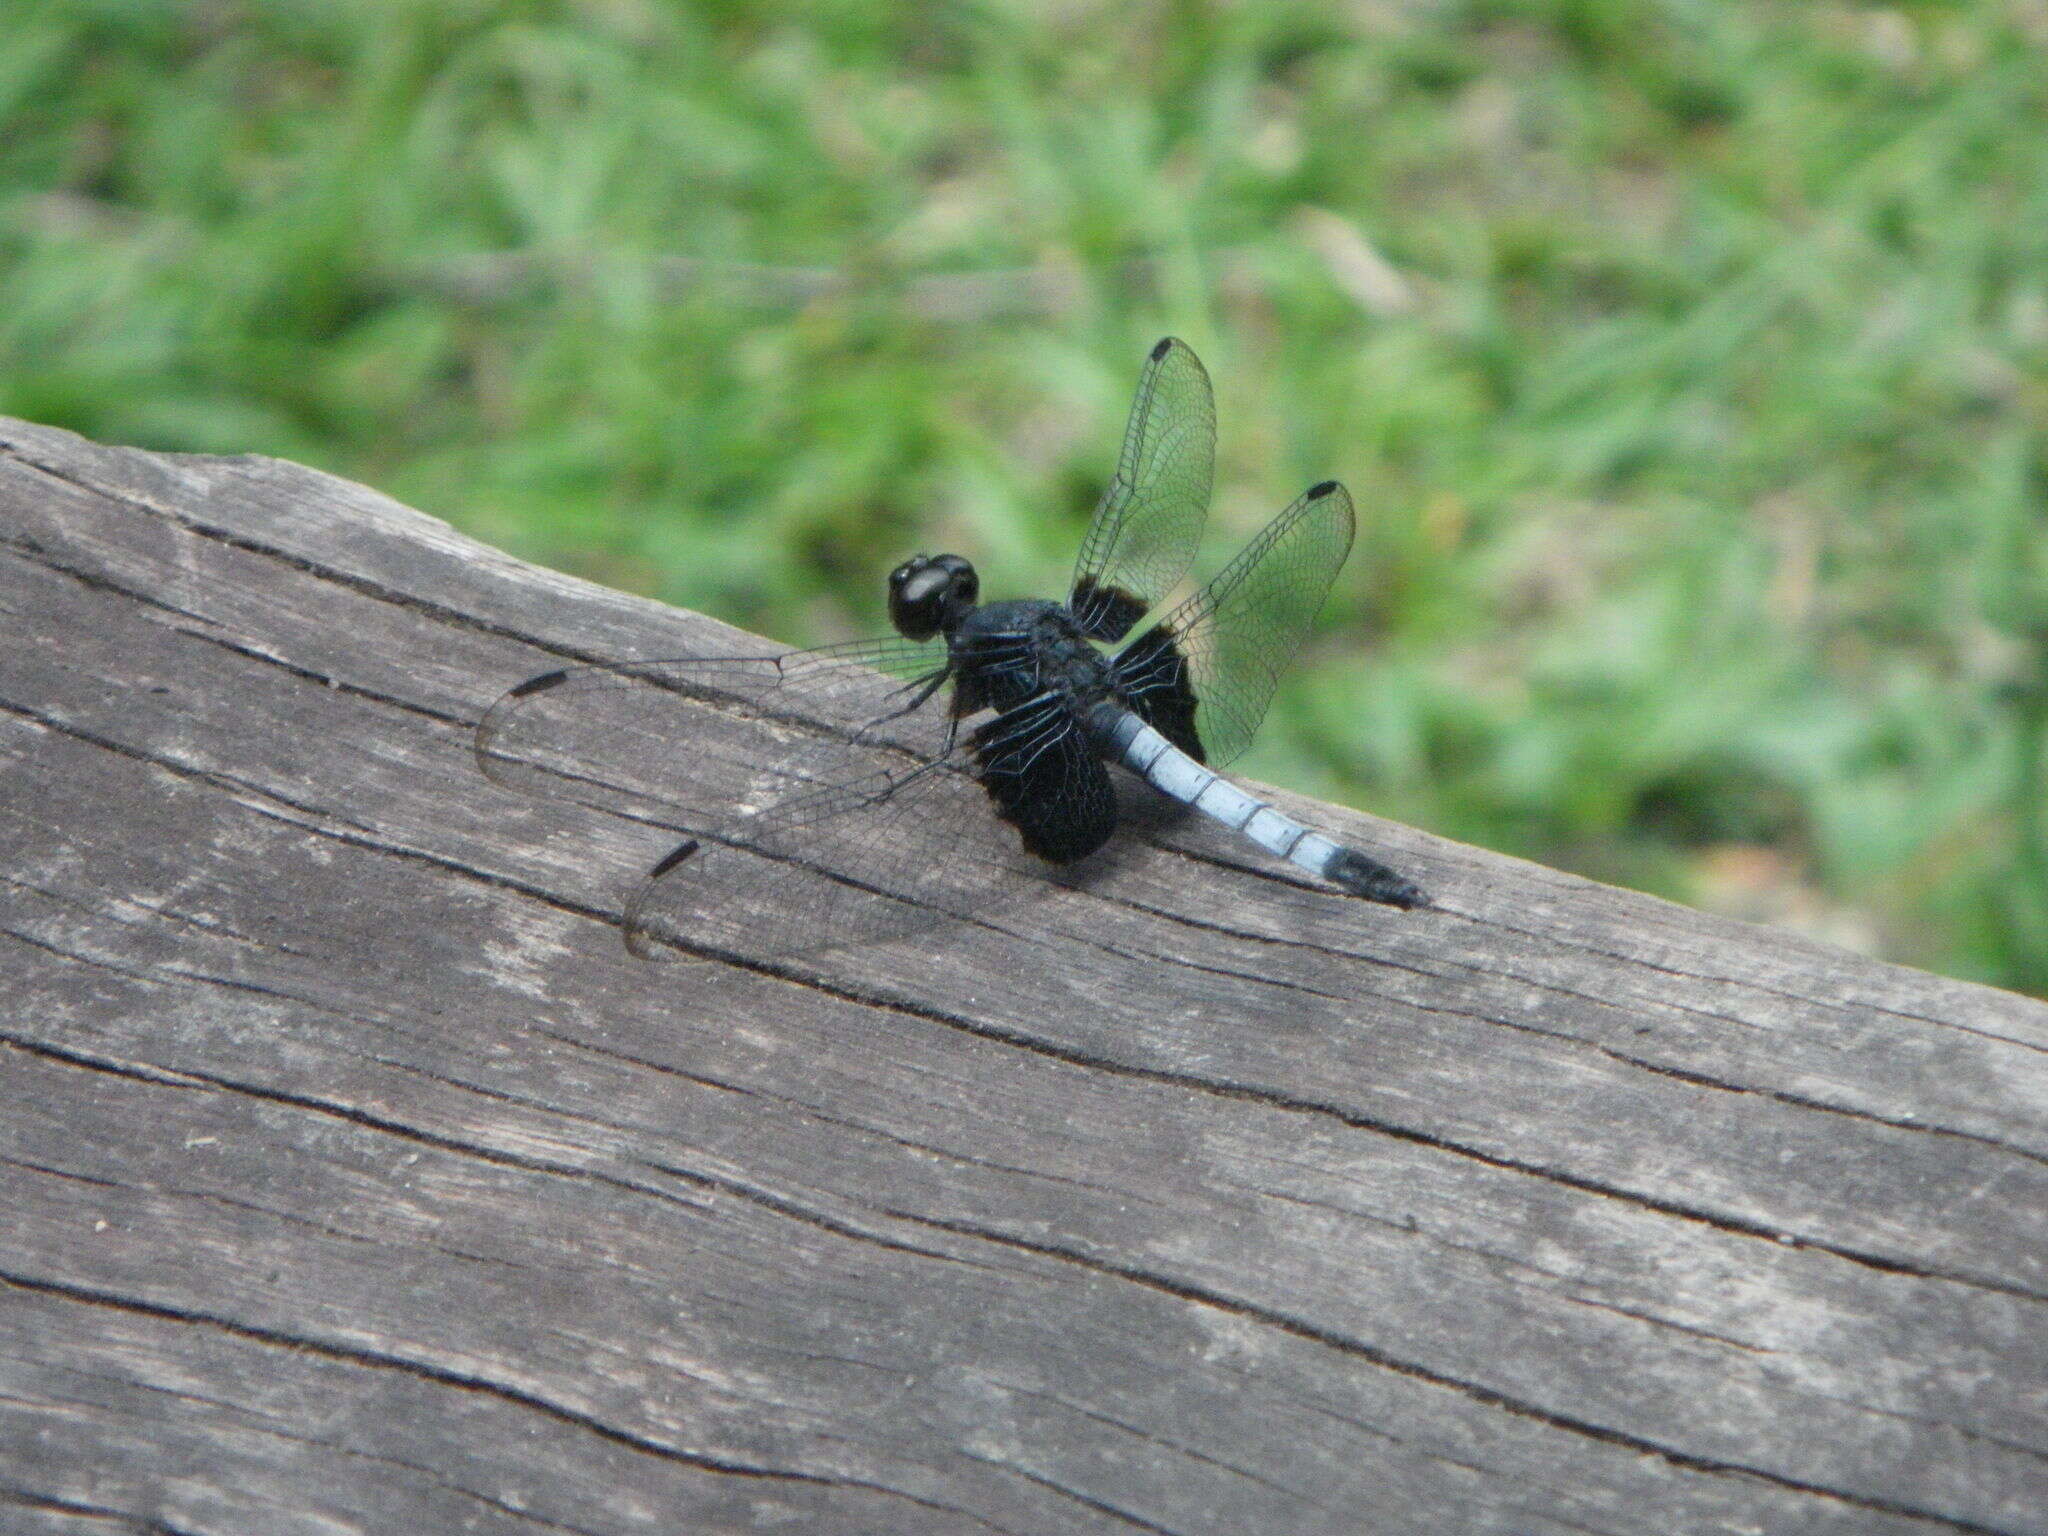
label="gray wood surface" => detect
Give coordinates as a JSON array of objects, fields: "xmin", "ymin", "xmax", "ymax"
[{"xmin": 2, "ymin": 415, "xmax": 2044, "ymax": 1536}]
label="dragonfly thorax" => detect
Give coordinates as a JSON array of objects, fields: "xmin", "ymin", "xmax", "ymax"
[
  {"xmin": 951, "ymin": 599, "xmax": 1116, "ymax": 717},
  {"xmin": 888, "ymin": 553, "xmax": 979, "ymax": 641}
]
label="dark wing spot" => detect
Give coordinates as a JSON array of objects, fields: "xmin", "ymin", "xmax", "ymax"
[
  {"xmin": 648, "ymin": 838, "xmax": 701, "ymax": 879},
  {"xmin": 1306, "ymin": 479, "xmax": 1339, "ymax": 500},
  {"xmin": 508, "ymin": 669, "xmax": 570, "ymax": 698},
  {"xmin": 1150, "ymin": 336, "xmax": 1174, "ymax": 361},
  {"xmin": 1109, "ymin": 623, "xmax": 1205, "ymax": 763}
]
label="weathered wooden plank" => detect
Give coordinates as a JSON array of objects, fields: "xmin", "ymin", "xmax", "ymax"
[{"xmin": 1, "ymin": 416, "xmax": 2043, "ymax": 1535}]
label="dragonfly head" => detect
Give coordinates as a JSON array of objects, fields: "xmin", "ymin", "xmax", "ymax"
[{"xmin": 888, "ymin": 554, "xmax": 979, "ymax": 640}]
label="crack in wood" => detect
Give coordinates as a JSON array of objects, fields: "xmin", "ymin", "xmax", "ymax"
[
  {"xmin": 881, "ymin": 1211, "xmax": 2020, "ymax": 1535},
  {"xmin": 0, "ymin": 694, "xmax": 379, "ymax": 838},
  {"xmin": 3, "ymin": 869, "xmax": 268, "ymax": 949},
  {"xmin": 0, "ymin": 1030, "xmax": 211, "ymax": 1092},
  {"xmin": 28, "ymin": 942, "xmax": 2026, "ymax": 1511},
  {"xmin": 640, "ymin": 1159, "xmax": 1015, "ymax": 1276},
  {"xmin": 0, "ymin": 1483, "xmax": 201, "ymax": 1535},
  {"xmin": 984, "ymin": 1376, "xmax": 1334, "ymax": 1511},
  {"xmin": 743, "ymin": 960, "xmax": 2048, "ymax": 1304},
  {"xmin": 0, "ymin": 530, "xmax": 217, "ymax": 628},
  {"xmin": 1, "ymin": 1382, "xmax": 630, "ymax": 1536},
  {"xmin": 1464, "ymin": 903, "xmax": 2048, "ymax": 1056},
  {"xmin": 0, "ymin": 1268, "xmax": 992, "ymax": 1525},
  {"xmin": 959, "ymin": 1454, "xmax": 1189, "ymax": 1536},
  {"xmin": 1147, "ymin": 827, "xmax": 2048, "ymax": 1055},
  {"xmin": 175, "ymin": 628, "xmax": 474, "ymax": 729},
  {"xmin": 11, "ymin": 793, "xmax": 2046, "ymax": 1308}
]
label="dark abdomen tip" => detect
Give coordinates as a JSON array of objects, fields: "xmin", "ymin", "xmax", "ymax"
[{"xmin": 1325, "ymin": 847, "xmax": 1428, "ymax": 909}]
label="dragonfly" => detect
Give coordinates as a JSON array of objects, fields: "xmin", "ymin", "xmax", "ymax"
[{"xmin": 477, "ymin": 337, "xmax": 1427, "ymax": 963}]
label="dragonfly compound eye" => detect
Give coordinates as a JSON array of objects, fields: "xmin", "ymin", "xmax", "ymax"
[{"xmin": 890, "ymin": 554, "xmax": 977, "ymax": 639}]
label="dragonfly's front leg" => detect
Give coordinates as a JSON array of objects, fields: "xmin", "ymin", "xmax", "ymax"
[
  {"xmin": 895, "ymin": 666, "xmax": 953, "ymax": 717},
  {"xmin": 849, "ymin": 666, "xmax": 953, "ymax": 747}
]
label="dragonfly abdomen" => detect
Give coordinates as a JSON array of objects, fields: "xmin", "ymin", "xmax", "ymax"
[{"xmin": 1093, "ymin": 707, "xmax": 1426, "ymax": 909}]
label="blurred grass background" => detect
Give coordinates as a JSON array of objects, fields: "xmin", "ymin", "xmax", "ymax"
[{"xmin": 2, "ymin": 1, "xmax": 2044, "ymax": 992}]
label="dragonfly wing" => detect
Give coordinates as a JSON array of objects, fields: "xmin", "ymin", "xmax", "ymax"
[
  {"xmin": 1110, "ymin": 480, "xmax": 1355, "ymax": 769},
  {"xmin": 1068, "ymin": 337, "xmax": 1217, "ymax": 642},
  {"xmin": 475, "ymin": 636, "xmax": 948, "ymax": 821},
  {"xmin": 478, "ymin": 640, "xmax": 1108, "ymax": 964},
  {"xmin": 623, "ymin": 691, "xmax": 1109, "ymax": 964}
]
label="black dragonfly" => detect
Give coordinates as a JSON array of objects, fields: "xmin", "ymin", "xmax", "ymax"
[{"xmin": 477, "ymin": 338, "xmax": 1426, "ymax": 963}]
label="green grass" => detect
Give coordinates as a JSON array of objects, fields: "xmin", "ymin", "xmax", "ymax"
[{"xmin": 4, "ymin": 1, "xmax": 2044, "ymax": 992}]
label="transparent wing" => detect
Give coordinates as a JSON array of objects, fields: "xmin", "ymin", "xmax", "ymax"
[
  {"xmin": 626, "ymin": 691, "xmax": 1099, "ymax": 964},
  {"xmin": 476, "ymin": 637, "xmax": 1093, "ymax": 965},
  {"xmin": 1068, "ymin": 337, "xmax": 1217, "ymax": 642},
  {"xmin": 1110, "ymin": 480, "xmax": 1356, "ymax": 769},
  {"xmin": 475, "ymin": 637, "xmax": 947, "ymax": 814}
]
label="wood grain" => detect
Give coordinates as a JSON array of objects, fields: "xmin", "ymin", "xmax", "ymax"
[{"xmin": 1, "ymin": 416, "xmax": 2043, "ymax": 1535}]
